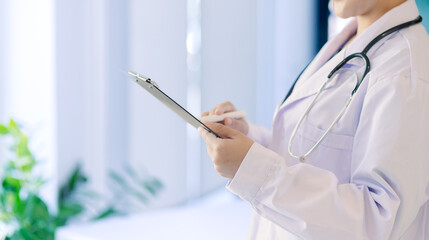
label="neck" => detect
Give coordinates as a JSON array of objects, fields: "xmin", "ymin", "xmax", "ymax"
[
  {"xmin": 356, "ymin": 0, "xmax": 406, "ymax": 36},
  {"xmin": 356, "ymin": 11, "xmax": 385, "ymax": 36}
]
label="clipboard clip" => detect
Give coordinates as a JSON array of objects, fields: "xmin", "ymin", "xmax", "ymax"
[
  {"xmin": 128, "ymin": 70, "xmax": 222, "ymax": 138},
  {"xmin": 128, "ymin": 71, "xmax": 160, "ymax": 88}
]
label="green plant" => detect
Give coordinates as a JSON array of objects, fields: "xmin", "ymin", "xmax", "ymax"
[
  {"xmin": 0, "ymin": 119, "xmax": 56, "ymax": 240},
  {"xmin": 102, "ymin": 164, "xmax": 163, "ymax": 218},
  {"xmin": 56, "ymin": 163, "xmax": 164, "ymax": 222},
  {"xmin": 0, "ymin": 119, "xmax": 163, "ymax": 239},
  {"xmin": 56, "ymin": 165, "xmax": 87, "ymax": 227}
]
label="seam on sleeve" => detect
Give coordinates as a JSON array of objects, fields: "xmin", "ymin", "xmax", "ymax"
[
  {"xmin": 398, "ymin": 30, "xmax": 412, "ymax": 80},
  {"xmin": 249, "ymin": 159, "xmax": 279, "ymax": 203}
]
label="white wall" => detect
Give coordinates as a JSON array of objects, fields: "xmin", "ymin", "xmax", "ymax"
[
  {"xmin": 56, "ymin": 0, "xmax": 109, "ymax": 196},
  {"xmin": 0, "ymin": 0, "xmax": 8, "ymax": 169},
  {"xmin": 273, "ymin": 0, "xmax": 316, "ymax": 106},
  {"xmin": 255, "ymin": 0, "xmax": 317, "ymax": 129},
  {"xmin": 0, "ymin": 0, "xmax": 57, "ymax": 209},
  {"xmin": 128, "ymin": 0, "xmax": 189, "ymax": 208},
  {"xmin": 56, "ymin": 0, "xmax": 130, "ymax": 201},
  {"xmin": 200, "ymin": 0, "xmax": 259, "ymax": 194},
  {"xmin": 0, "ymin": 1, "xmax": 8, "ymax": 126},
  {"xmin": 256, "ymin": 0, "xmax": 276, "ymax": 128},
  {"xmin": 199, "ymin": 0, "xmax": 317, "ymax": 194}
]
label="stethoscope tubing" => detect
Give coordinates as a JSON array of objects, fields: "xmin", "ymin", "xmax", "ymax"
[
  {"xmin": 288, "ymin": 81, "xmax": 354, "ymax": 162},
  {"xmin": 287, "ymin": 16, "xmax": 422, "ymax": 161}
]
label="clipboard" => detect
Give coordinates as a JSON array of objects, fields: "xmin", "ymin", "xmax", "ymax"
[{"xmin": 128, "ymin": 71, "xmax": 221, "ymax": 138}]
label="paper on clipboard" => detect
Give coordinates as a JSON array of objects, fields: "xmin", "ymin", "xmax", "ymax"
[{"xmin": 128, "ymin": 71, "xmax": 221, "ymax": 138}]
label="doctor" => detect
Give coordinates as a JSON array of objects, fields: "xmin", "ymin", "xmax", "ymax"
[{"xmin": 199, "ymin": 0, "xmax": 429, "ymax": 239}]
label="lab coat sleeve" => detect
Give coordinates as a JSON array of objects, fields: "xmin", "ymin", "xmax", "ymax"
[
  {"xmin": 227, "ymin": 76, "xmax": 429, "ymax": 239},
  {"xmin": 245, "ymin": 119, "xmax": 272, "ymax": 148}
]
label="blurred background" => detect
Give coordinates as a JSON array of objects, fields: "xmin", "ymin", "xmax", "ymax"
[{"xmin": 0, "ymin": 0, "xmax": 428, "ymax": 239}]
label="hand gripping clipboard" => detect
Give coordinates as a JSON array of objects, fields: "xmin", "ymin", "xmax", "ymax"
[{"xmin": 128, "ymin": 71, "xmax": 221, "ymax": 138}]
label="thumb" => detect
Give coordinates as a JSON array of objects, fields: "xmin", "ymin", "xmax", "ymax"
[
  {"xmin": 204, "ymin": 122, "xmax": 241, "ymax": 139},
  {"xmin": 224, "ymin": 117, "xmax": 244, "ymax": 130}
]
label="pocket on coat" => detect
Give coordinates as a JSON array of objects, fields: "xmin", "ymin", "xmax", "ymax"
[{"xmin": 295, "ymin": 121, "xmax": 354, "ymax": 183}]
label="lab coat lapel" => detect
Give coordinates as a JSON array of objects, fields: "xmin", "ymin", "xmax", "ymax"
[
  {"xmin": 276, "ymin": 0, "xmax": 420, "ymax": 115},
  {"xmin": 279, "ymin": 20, "xmax": 357, "ymax": 109},
  {"xmin": 283, "ymin": 53, "xmax": 343, "ymax": 104}
]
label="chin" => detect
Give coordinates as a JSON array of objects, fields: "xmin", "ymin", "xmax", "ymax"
[
  {"xmin": 332, "ymin": 0, "xmax": 376, "ymax": 19},
  {"xmin": 333, "ymin": 3, "xmax": 354, "ymax": 18},
  {"xmin": 332, "ymin": 0, "xmax": 364, "ymax": 18}
]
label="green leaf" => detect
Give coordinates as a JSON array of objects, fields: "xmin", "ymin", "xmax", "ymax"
[
  {"xmin": 109, "ymin": 171, "xmax": 127, "ymax": 186},
  {"xmin": 15, "ymin": 226, "xmax": 53, "ymax": 240},
  {"xmin": 59, "ymin": 203, "xmax": 84, "ymax": 216},
  {"xmin": 7, "ymin": 230, "xmax": 24, "ymax": 240},
  {"xmin": 56, "ymin": 203, "xmax": 84, "ymax": 226},
  {"xmin": 93, "ymin": 207, "xmax": 119, "ymax": 220},
  {"xmin": 2, "ymin": 176, "xmax": 21, "ymax": 193},
  {"xmin": 0, "ymin": 124, "xmax": 8, "ymax": 134},
  {"xmin": 5, "ymin": 191, "xmax": 22, "ymax": 219},
  {"xmin": 8, "ymin": 119, "xmax": 18, "ymax": 132},
  {"xmin": 15, "ymin": 156, "xmax": 35, "ymax": 172},
  {"xmin": 2, "ymin": 177, "xmax": 23, "ymax": 216},
  {"xmin": 22, "ymin": 194, "xmax": 51, "ymax": 223},
  {"xmin": 109, "ymin": 171, "xmax": 149, "ymax": 204},
  {"xmin": 143, "ymin": 182, "xmax": 157, "ymax": 196},
  {"xmin": 16, "ymin": 134, "xmax": 31, "ymax": 158},
  {"xmin": 7, "ymin": 119, "xmax": 21, "ymax": 140},
  {"xmin": 0, "ymin": 211, "xmax": 12, "ymax": 221},
  {"xmin": 59, "ymin": 164, "xmax": 87, "ymax": 202},
  {"xmin": 122, "ymin": 164, "xmax": 163, "ymax": 196},
  {"xmin": 151, "ymin": 178, "xmax": 164, "ymax": 189},
  {"xmin": 142, "ymin": 179, "xmax": 163, "ymax": 196}
]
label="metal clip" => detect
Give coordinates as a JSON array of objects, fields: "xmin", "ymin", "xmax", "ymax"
[{"xmin": 128, "ymin": 71, "xmax": 159, "ymax": 88}]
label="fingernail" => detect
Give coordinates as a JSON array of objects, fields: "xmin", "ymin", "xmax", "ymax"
[{"xmin": 225, "ymin": 118, "xmax": 231, "ymax": 125}]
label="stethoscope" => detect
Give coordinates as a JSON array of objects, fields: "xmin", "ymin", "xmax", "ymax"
[{"xmin": 287, "ymin": 16, "xmax": 423, "ymax": 162}]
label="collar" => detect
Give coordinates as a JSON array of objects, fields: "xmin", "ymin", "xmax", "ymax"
[
  {"xmin": 279, "ymin": 0, "xmax": 420, "ymax": 110},
  {"xmin": 344, "ymin": 0, "xmax": 420, "ymax": 56}
]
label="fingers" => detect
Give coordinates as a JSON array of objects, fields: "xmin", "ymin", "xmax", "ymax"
[
  {"xmin": 201, "ymin": 101, "xmax": 248, "ymax": 134},
  {"xmin": 198, "ymin": 126, "xmax": 216, "ymax": 143},
  {"xmin": 224, "ymin": 117, "xmax": 244, "ymax": 128},
  {"xmin": 200, "ymin": 111, "xmax": 209, "ymax": 117},
  {"xmin": 204, "ymin": 122, "xmax": 240, "ymax": 139},
  {"xmin": 199, "ymin": 122, "xmax": 254, "ymax": 179},
  {"xmin": 209, "ymin": 101, "xmax": 236, "ymax": 115},
  {"xmin": 224, "ymin": 117, "xmax": 249, "ymax": 135},
  {"xmin": 224, "ymin": 117, "xmax": 233, "ymax": 126}
]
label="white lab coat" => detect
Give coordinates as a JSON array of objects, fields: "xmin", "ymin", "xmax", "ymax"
[{"xmin": 227, "ymin": 1, "xmax": 429, "ymax": 239}]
